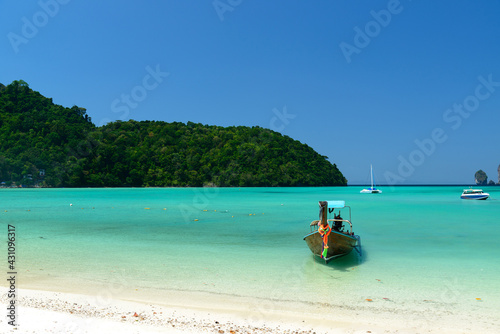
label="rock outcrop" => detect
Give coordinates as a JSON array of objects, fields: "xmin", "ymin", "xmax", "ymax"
[{"xmin": 475, "ymin": 170, "xmax": 488, "ymax": 185}]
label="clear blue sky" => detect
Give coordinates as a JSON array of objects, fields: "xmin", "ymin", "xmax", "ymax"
[{"xmin": 2, "ymin": 0, "xmax": 500, "ymax": 184}]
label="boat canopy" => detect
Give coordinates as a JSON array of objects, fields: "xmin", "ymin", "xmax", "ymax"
[
  {"xmin": 463, "ymin": 189, "xmax": 483, "ymax": 192},
  {"xmin": 326, "ymin": 200, "xmax": 345, "ymax": 209}
]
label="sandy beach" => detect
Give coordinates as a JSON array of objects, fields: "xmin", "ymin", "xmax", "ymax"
[
  {"xmin": 0, "ymin": 289, "xmax": 349, "ymax": 334},
  {"xmin": 1, "ymin": 288, "xmax": 499, "ymax": 334}
]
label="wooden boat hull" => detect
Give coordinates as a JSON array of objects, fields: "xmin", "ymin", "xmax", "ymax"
[{"xmin": 303, "ymin": 230, "xmax": 358, "ymax": 262}]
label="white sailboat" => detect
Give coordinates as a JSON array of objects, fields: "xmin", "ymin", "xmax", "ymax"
[{"xmin": 360, "ymin": 165, "xmax": 382, "ymax": 194}]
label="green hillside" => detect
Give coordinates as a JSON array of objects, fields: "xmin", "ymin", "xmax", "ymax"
[
  {"xmin": 0, "ymin": 81, "xmax": 347, "ymax": 187},
  {"xmin": 0, "ymin": 80, "xmax": 95, "ymax": 186}
]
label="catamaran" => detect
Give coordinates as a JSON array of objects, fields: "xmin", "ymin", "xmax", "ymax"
[{"xmin": 360, "ymin": 164, "xmax": 381, "ymax": 193}]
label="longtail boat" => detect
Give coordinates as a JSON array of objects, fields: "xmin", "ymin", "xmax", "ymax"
[{"xmin": 303, "ymin": 200, "xmax": 362, "ymax": 263}]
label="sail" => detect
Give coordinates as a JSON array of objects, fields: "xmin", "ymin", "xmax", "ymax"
[
  {"xmin": 361, "ymin": 165, "xmax": 382, "ymax": 193},
  {"xmin": 370, "ymin": 164, "xmax": 376, "ymax": 189}
]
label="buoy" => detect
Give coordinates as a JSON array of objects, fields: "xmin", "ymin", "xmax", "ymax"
[{"xmin": 366, "ymin": 299, "xmax": 373, "ymax": 302}]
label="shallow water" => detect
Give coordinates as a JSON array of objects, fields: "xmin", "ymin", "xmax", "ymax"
[{"xmin": 2, "ymin": 186, "xmax": 499, "ymax": 324}]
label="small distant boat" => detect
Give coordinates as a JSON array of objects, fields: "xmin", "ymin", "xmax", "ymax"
[
  {"xmin": 303, "ymin": 200, "xmax": 362, "ymax": 263},
  {"xmin": 361, "ymin": 165, "xmax": 381, "ymax": 193},
  {"xmin": 461, "ymin": 188, "xmax": 489, "ymax": 200}
]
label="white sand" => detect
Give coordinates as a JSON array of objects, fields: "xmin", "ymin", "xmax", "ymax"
[
  {"xmin": 0, "ymin": 289, "xmax": 342, "ymax": 334},
  {"xmin": 1, "ymin": 288, "xmax": 499, "ymax": 334}
]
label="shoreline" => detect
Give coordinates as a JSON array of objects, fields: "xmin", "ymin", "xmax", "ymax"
[
  {"xmin": 1, "ymin": 288, "xmax": 349, "ymax": 334},
  {"xmin": 2, "ymin": 184, "xmax": 499, "ymax": 190},
  {"xmin": 1, "ymin": 288, "xmax": 499, "ymax": 334}
]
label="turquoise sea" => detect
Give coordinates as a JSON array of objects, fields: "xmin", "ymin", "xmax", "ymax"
[{"xmin": 2, "ymin": 186, "xmax": 500, "ymax": 328}]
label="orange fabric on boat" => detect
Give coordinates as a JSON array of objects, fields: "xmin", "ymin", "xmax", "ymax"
[{"xmin": 318, "ymin": 222, "xmax": 331, "ymax": 257}]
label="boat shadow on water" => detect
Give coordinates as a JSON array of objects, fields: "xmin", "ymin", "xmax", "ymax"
[{"xmin": 308, "ymin": 248, "xmax": 367, "ymax": 272}]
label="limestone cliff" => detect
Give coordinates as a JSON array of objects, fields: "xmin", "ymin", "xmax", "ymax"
[{"xmin": 475, "ymin": 170, "xmax": 488, "ymax": 185}]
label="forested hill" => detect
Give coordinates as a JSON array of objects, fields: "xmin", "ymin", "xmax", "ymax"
[{"xmin": 0, "ymin": 81, "xmax": 347, "ymax": 187}]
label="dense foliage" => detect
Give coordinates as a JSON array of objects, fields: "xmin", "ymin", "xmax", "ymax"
[
  {"xmin": 0, "ymin": 81, "xmax": 347, "ymax": 187},
  {"xmin": 0, "ymin": 80, "xmax": 95, "ymax": 186}
]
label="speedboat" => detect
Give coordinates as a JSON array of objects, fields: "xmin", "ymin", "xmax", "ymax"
[
  {"xmin": 461, "ymin": 188, "xmax": 489, "ymax": 200},
  {"xmin": 303, "ymin": 200, "xmax": 362, "ymax": 263}
]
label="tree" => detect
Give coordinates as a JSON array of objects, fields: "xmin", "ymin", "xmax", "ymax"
[{"xmin": 0, "ymin": 80, "xmax": 347, "ymax": 187}]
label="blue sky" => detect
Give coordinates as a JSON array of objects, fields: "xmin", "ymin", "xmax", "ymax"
[{"xmin": 1, "ymin": 0, "xmax": 500, "ymax": 184}]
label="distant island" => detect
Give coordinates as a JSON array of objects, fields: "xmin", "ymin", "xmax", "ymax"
[
  {"xmin": 0, "ymin": 80, "xmax": 347, "ymax": 187},
  {"xmin": 474, "ymin": 167, "xmax": 500, "ymax": 186}
]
